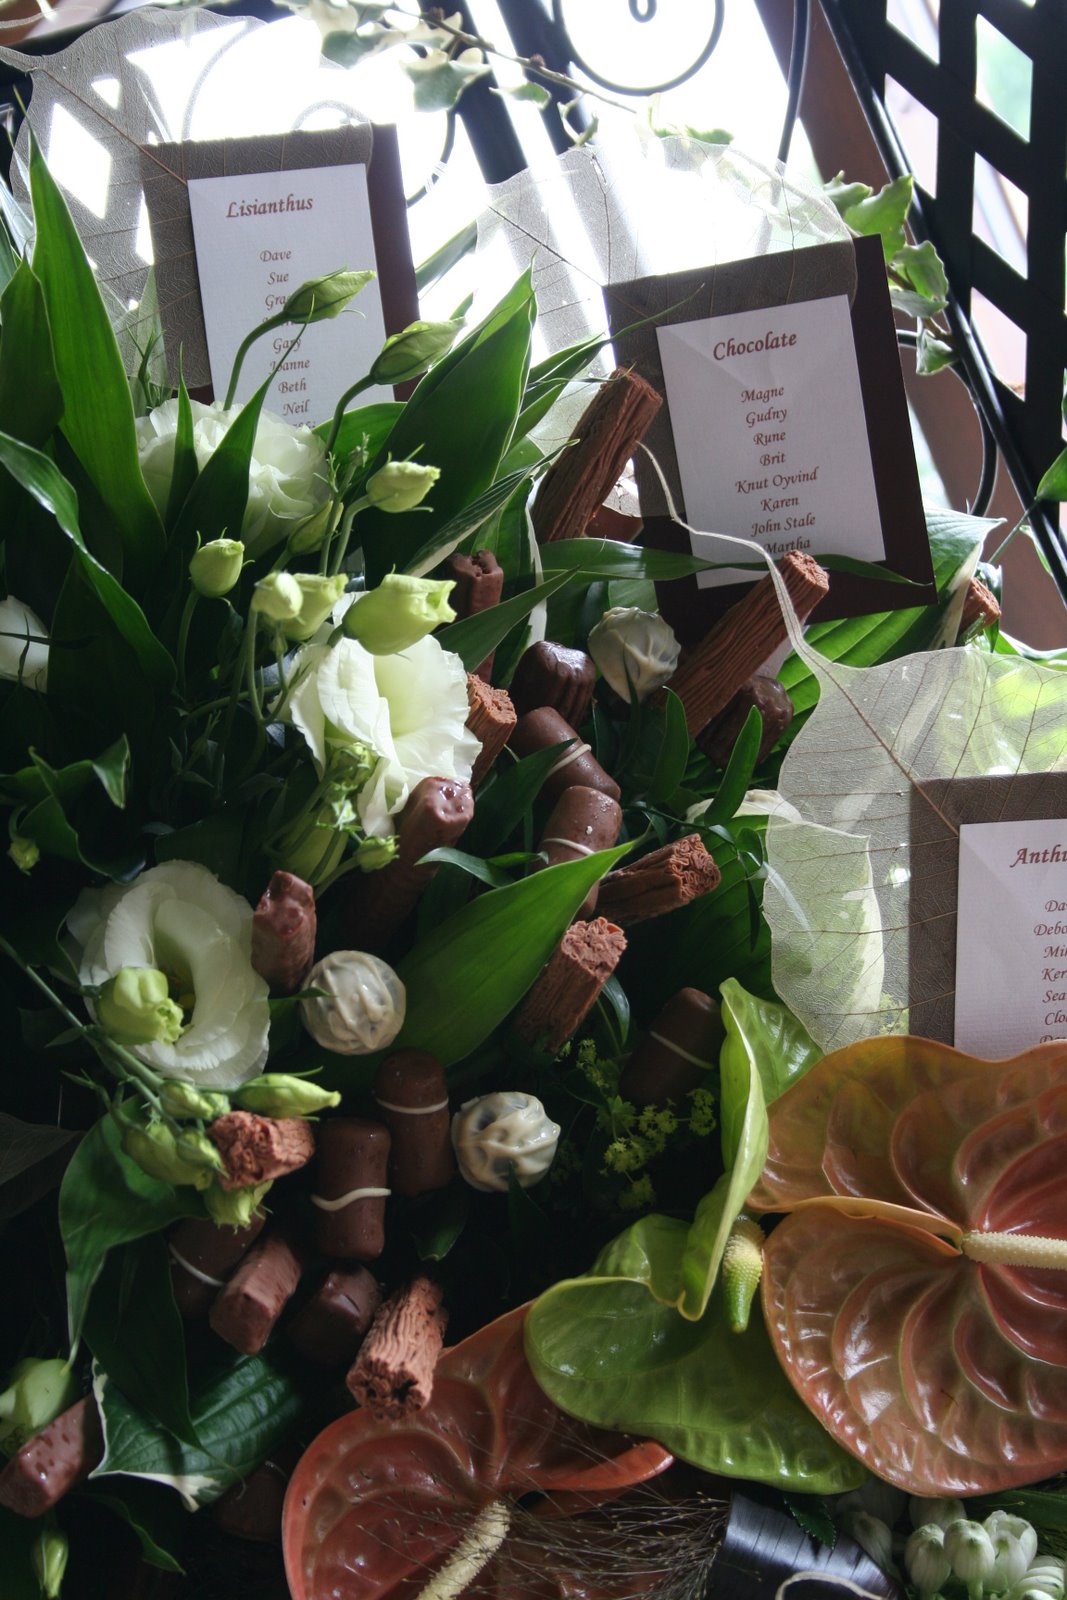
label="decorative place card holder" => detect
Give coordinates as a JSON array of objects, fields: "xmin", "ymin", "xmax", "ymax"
[
  {"xmin": 140, "ymin": 125, "xmax": 418, "ymax": 422},
  {"xmin": 909, "ymin": 772, "xmax": 1067, "ymax": 1054},
  {"xmin": 605, "ymin": 234, "xmax": 935, "ymax": 645}
]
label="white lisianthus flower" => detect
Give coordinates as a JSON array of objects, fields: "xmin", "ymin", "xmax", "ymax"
[
  {"xmin": 285, "ymin": 632, "xmax": 480, "ymax": 836},
  {"xmin": 0, "ymin": 595, "xmax": 48, "ymax": 691},
  {"xmin": 136, "ymin": 400, "xmax": 329, "ymax": 557},
  {"xmin": 67, "ymin": 861, "xmax": 269, "ymax": 1089}
]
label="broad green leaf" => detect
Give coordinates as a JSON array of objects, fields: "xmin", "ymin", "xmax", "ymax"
[
  {"xmin": 0, "ymin": 257, "xmax": 61, "ymax": 447},
  {"xmin": 168, "ymin": 363, "xmax": 277, "ymax": 556},
  {"xmin": 917, "ymin": 328, "xmax": 957, "ymax": 375},
  {"xmin": 817, "ymin": 553, "xmax": 924, "ymax": 585},
  {"xmin": 417, "ymin": 846, "xmax": 515, "ymax": 889},
  {"xmin": 0, "ymin": 1111, "xmax": 77, "ymax": 1220},
  {"xmin": 85, "ymin": 1481, "xmax": 185, "ymax": 1573},
  {"xmin": 843, "ymin": 173, "xmax": 913, "ymax": 260},
  {"xmin": 823, "ymin": 172, "xmax": 872, "ymax": 215},
  {"xmin": 649, "ymin": 689, "xmax": 690, "ymax": 804},
  {"xmin": 494, "ymin": 80, "xmax": 552, "ymax": 110},
  {"xmin": 163, "ymin": 373, "xmax": 197, "ymax": 531},
  {"xmin": 719, "ymin": 977, "xmax": 821, "ymax": 1108},
  {"xmin": 891, "ymin": 240, "xmax": 948, "ymax": 309},
  {"xmin": 404, "ymin": 52, "xmax": 491, "ymax": 112},
  {"xmin": 8, "ymin": 741, "xmax": 138, "ymax": 877},
  {"xmin": 393, "ymin": 840, "xmax": 634, "ymax": 1067},
  {"xmin": 540, "ymin": 537, "xmax": 716, "ymax": 581},
  {"xmin": 436, "ymin": 570, "xmax": 574, "ymax": 671},
  {"xmin": 3, "ymin": 736, "xmax": 128, "ymax": 809},
  {"xmin": 92, "ymin": 1349, "xmax": 303, "ymax": 1508},
  {"xmin": 464, "ymin": 743, "xmax": 573, "ymax": 854},
  {"xmin": 59, "ymin": 1115, "xmax": 191, "ymax": 1350},
  {"xmin": 28, "ymin": 137, "xmax": 163, "ymax": 587},
  {"xmin": 314, "ymin": 399, "xmax": 402, "ymax": 458},
  {"xmin": 1037, "ymin": 444, "xmax": 1067, "ymax": 502},
  {"xmin": 410, "ymin": 1183, "xmax": 470, "ymax": 1261}
]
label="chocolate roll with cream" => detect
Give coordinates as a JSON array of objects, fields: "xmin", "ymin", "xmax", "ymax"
[
  {"xmin": 536, "ymin": 785, "xmax": 623, "ymax": 917},
  {"xmin": 169, "ymin": 1214, "xmax": 266, "ymax": 1319},
  {"xmin": 374, "ymin": 1050, "xmax": 454, "ymax": 1197},
  {"xmin": 209, "ymin": 1228, "xmax": 307, "ymax": 1355},
  {"xmin": 312, "ymin": 1119, "xmax": 391, "ymax": 1260},
  {"xmin": 287, "ymin": 1266, "xmax": 382, "ymax": 1368},
  {"xmin": 697, "ymin": 675, "xmax": 794, "ymax": 769},
  {"xmin": 511, "ymin": 707, "xmax": 621, "ymax": 803},
  {"xmin": 345, "ymin": 777, "xmax": 474, "ymax": 952},
  {"xmin": 619, "ymin": 988, "xmax": 725, "ymax": 1107},
  {"xmin": 510, "ymin": 641, "xmax": 597, "ymax": 728}
]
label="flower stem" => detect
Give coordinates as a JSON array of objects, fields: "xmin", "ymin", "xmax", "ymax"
[
  {"xmin": 215, "ymin": 611, "xmax": 259, "ymax": 793},
  {"xmin": 175, "ymin": 589, "xmax": 198, "ymax": 700},
  {"xmin": 327, "ymin": 496, "xmax": 370, "ymax": 577},
  {"xmin": 224, "ymin": 311, "xmax": 288, "ymax": 408},
  {"xmin": 323, "ymin": 375, "xmax": 374, "ymax": 458}
]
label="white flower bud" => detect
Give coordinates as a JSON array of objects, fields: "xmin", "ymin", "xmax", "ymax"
[
  {"xmin": 910, "ymin": 1496, "xmax": 967, "ymax": 1530},
  {"xmin": 905, "ymin": 1525, "xmax": 952, "ymax": 1597},
  {"xmin": 189, "ymin": 537, "xmax": 244, "ymax": 598},
  {"xmin": 366, "ymin": 459, "xmax": 440, "ymax": 514},
  {"xmin": 251, "ymin": 571, "xmax": 303, "ymax": 623},
  {"xmin": 944, "ymin": 1518, "xmax": 996, "ymax": 1588},
  {"xmin": 985, "ymin": 1513, "xmax": 1038, "ymax": 1593},
  {"xmin": 847, "ymin": 1511, "xmax": 894, "ymax": 1572},
  {"xmin": 452, "ymin": 1091, "xmax": 560, "ymax": 1192},
  {"xmin": 587, "ymin": 606, "xmax": 680, "ymax": 704},
  {"xmin": 1013, "ymin": 1560, "xmax": 1066, "ymax": 1600},
  {"xmin": 301, "ymin": 951, "xmax": 406, "ymax": 1055}
]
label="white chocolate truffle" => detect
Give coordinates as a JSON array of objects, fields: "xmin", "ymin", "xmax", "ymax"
[
  {"xmin": 451, "ymin": 1091, "xmax": 561, "ymax": 1192},
  {"xmin": 300, "ymin": 951, "xmax": 405, "ymax": 1055},
  {"xmin": 588, "ymin": 606, "xmax": 680, "ymax": 704}
]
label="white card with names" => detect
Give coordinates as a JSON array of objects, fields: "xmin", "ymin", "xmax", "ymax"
[
  {"xmin": 187, "ymin": 163, "xmax": 389, "ymax": 425},
  {"xmin": 955, "ymin": 817, "xmax": 1067, "ymax": 1057},
  {"xmin": 655, "ymin": 294, "xmax": 885, "ymax": 588}
]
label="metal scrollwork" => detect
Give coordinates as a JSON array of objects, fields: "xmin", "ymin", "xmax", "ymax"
[{"xmin": 551, "ymin": 0, "xmax": 725, "ymax": 96}]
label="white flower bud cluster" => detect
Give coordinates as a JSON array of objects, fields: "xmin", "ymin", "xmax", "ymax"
[{"xmin": 899, "ymin": 1500, "xmax": 1061, "ymax": 1600}]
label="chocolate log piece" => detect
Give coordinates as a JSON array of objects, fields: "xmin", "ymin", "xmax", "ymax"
[
  {"xmin": 169, "ymin": 1214, "xmax": 266, "ymax": 1319},
  {"xmin": 251, "ymin": 871, "xmax": 316, "ymax": 994},
  {"xmin": 532, "ymin": 368, "xmax": 663, "ymax": 544},
  {"xmin": 212, "ymin": 1445, "xmax": 300, "ymax": 1542},
  {"xmin": 312, "ymin": 1118, "xmax": 391, "ymax": 1261},
  {"xmin": 467, "ymin": 676, "xmax": 517, "ymax": 789},
  {"xmin": 510, "ymin": 707, "xmax": 621, "ymax": 803},
  {"xmin": 958, "ymin": 575, "xmax": 1001, "ymax": 638},
  {"xmin": 697, "ymin": 675, "xmax": 795, "ymax": 769},
  {"xmin": 514, "ymin": 917, "xmax": 627, "ymax": 1053},
  {"xmin": 346, "ymin": 1276, "xmax": 447, "ymax": 1420},
  {"xmin": 597, "ymin": 834, "xmax": 720, "ymax": 927},
  {"xmin": 509, "ymin": 641, "xmax": 597, "ymax": 728},
  {"xmin": 209, "ymin": 1229, "xmax": 306, "ymax": 1355},
  {"xmin": 536, "ymin": 785, "xmax": 622, "ymax": 918},
  {"xmin": 287, "ymin": 1266, "xmax": 382, "ymax": 1368},
  {"xmin": 208, "ymin": 1112, "xmax": 315, "ymax": 1192},
  {"xmin": 447, "ymin": 550, "xmax": 504, "ymax": 680},
  {"xmin": 667, "ymin": 550, "xmax": 829, "ymax": 737},
  {"xmin": 619, "ymin": 988, "xmax": 725, "ymax": 1107},
  {"xmin": 374, "ymin": 1050, "xmax": 454, "ymax": 1197},
  {"xmin": 345, "ymin": 777, "xmax": 474, "ymax": 952},
  {"xmin": 0, "ymin": 1397, "xmax": 103, "ymax": 1517}
]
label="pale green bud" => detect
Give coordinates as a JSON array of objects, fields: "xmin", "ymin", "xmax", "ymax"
[
  {"xmin": 189, "ymin": 537, "xmax": 244, "ymax": 598},
  {"xmin": 175, "ymin": 1129, "xmax": 225, "ymax": 1174},
  {"xmin": 368, "ymin": 319, "xmax": 462, "ymax": 386},
  {"xmin": 282, "ymin": 573, "xmax": 347, "ymax": 643},
  {"xmin": 985, "ymin": 1513, "xmax": 1038, "ymax": 1592},
  {"xmin": 0, "ymin": 1360, "xmax": 78, "ymax": 1455},
  {"xmin": 282, "ymin": 269, "xmax": 375, "ymax": 324},
  {"xmin": 847, "ymin": 1512, "xmax": 894, "ymax": 1574},
  {"xmin": 355, "ymin": 834, "xmax": 399, "ymax": 872},
  {"xmin": 233, "ymin": 1074, "xmax": 341, "ymax": 1118},
  {"xmin": 721, "ymin": 1214, "xmax": 763, "ymax": 1334},
  {"xmin": 278, "ymin": 806, "xmax": 349, "ymax": 888},
  {"xmin": 251, "ymin": 571, "xmax": 303, "ymax": 623},
  {"xmin": 160, "ymin": 1081, "xmax": 230, "ymax": 1122},
  {"xmin": 8, "ymin": 834, "xmax": 39, "ymax": 874},
  {"xmin": 905, "ymin": 1526, "xmax": 952, "ymax": 1597},
  {"xmin": 97, "ymin": 968, "xmax": 183, "ymax": 1047},
  {"xmin": 204, "ymin": 1179, "xmax": 272, "ymax": 1229},
  {"xmin": 32, "ymin": 1525, "xmax": 69, "ymax": 1598},
  {"xmin": 288, "ymin": 497, "xmax": 341, "ymax": 555},
  {"xmin": 910, "ymin": 1496, "xmax": 967, "ymax": 1531},
  {"xmin": 365, "ymin": 459, "xmax": 440, "ymax": 515},
  {"xmin": 944, "ymin": 1519, "xmax": 996, "ymax": 1587},
  {"xmin": 1013, "ymin": 1560, "xmax": 1067, "ymax": 1600},
  {"xmin": 342, "ymin": 572, "xmax": 454, "ymax": 654},
  {"xmin": 122, "ymin": 1122, "xmax": 214, "ymax": 1190}
]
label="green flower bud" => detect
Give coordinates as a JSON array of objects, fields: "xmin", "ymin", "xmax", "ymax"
[
  {"xmin": 32, "ymin": 1525, "xmax": 69, "ymax": 1598},
  {"xmin": 282, "ymin": 269, "xmax": 375, "ymax": 324},
  {"xmin": 910, "ymin": 1496, "xmax": 967, "ymax": 1531},
  {"xmin": 0, "ymin": 1360, "xmax": 78, "ymax": 1455},
  {"xmin": 233, "ymin": 1074, "xmax": 341, "ymax": 1118},
  {"xmin": 905, "ymin": 1526, "xmax": 952, "ymax": 1597},
  {"xmin": 847, "ymin": 1512, "xmax": 894, "ymax": 1574},
  {"xmin": 189, "ymin": 537, "xmax": 245, "ymax": 599},
  {"xmin": 721, "ymin": 1214, "xmax": 763, "ymax": 1334},
  {"xmin": 288, "ymin": 497, "xmax": 341, "ymax": 555},
  {"xmin": 985, "ymin": 1513, "xmax": 1038, "ymax": 1593},
  {"xmin": 204, "ymin": 1178, "xmax": 272, "ymax": 1229},
  {"xmin": 159, "ymin": 1081, "xmax": 230, "ymax": 1122},
  {"xmin": 251, "ymin": 571, "xmax": 303, "ymax": 623},
  {"xmin": 282, "ymin": 573, "xmax": 347, "ymax": 643},
  {"xmin": 1016, "ymin": 1560, "xmax": 1067, "ymax": 1600},
  {"xmin": 175, "ymin": 1129, "xmax": 225, "ymax": 1174},
  {"xmin": 97, "ymin": 968, "xmax": 184, "ymax": 1047},
  {"xmin": 365, "ymin": 459, "xmax": 440, "ymax": 515},
  {"xmin": 278, "ymin": 805, "xmax": 350, "ymax": 889},
  {"xmin": 944, "ymin": 1519, "xmax": 996, "ymax": 1588},
  {"xmin": 368, "ymin": 319, "xmax": 463, "ymax": 386},
  {"xmin": 122, "ymin": 1122, "xmax": 214, "ymax": 1190},
  {"xmin": 8, "ymin": 834, "xmax": 39, "ymax": 874},
  {"xmin": 355, "ymin": 834, "xmax": 399, "ymax": 872},
  {"xmin": 342, "ymin": 572, "xmax": 454, "ymax": 654}
]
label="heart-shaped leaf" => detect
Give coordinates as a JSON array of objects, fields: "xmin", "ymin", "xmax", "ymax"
[{"xmin": 749, "ymin": 1036, "xmax": 1067, "ymax": 1495}]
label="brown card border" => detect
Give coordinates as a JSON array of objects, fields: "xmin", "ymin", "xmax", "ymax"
[
  {"xmin": 605, "ymin": 235, "xmax": 935, "ymax": 647},
  {"xmin": 140, "ymin": 125, "xmax": 418, "ymax": 396},
  {"xmin": 908, "ymin": 772, "xmax": 1067, "ymax": 1045}
]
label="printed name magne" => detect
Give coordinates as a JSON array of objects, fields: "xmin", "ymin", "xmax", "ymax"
[{"xmin": 226, "ymin": 194, "xmax": 314, "ymax": 218}]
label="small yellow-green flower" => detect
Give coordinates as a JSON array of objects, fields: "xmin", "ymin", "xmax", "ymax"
[
  {"xmin": 369, "ymin": 319, "xmax": 462, "ymax": 386},
  {"xmin": 189, "ymin": 537, "xmax": 244, "ymax": 599},
  {"xmin": 282, "ymin": 269, "xmax": 375, "ymax": 324},
  {"xmin": 234, "ymin": 1074, "xmax": 341, "ymax": 1118},
  {"xmin": 97, "ymin": 968, "xmax": 184, "ymax": 1047},
  {"xmin": 366, "ymin": 459, "xmax": 440, "ymax": 514},
  {"xmin": 251, "ymin": 571, "xmax": 304, "ymax": 623},
  {"xmin": 343, "ymin": 573, "xmax": 455, "ymax": 655}
]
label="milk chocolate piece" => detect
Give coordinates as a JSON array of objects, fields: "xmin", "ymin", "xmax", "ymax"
[
  {"xmin": 697, "ymin": 675, "xmax": 794, "ymax": 768},
  {"xmin": 514, "ymin": 917, "xmax": 627, "ymax": 1052},
  {"xmin": 169, "ymin": 1214, "xmax": 266, "ymax": 1319},
  {"xmin": 209, "ymin": 1229, "xmax": 306, "ymax": 1355},
  {"xmin": 346, "ymin": 777, "xmax": 474, "ymax": 951},
  {"xmin": 251, "ymin": 871, "xmax": 316, "ymax": 994},
  {"xmin": 510, "ymin": 707, "xmax": 621, "ymax": 803},
  {"xmin": 374, "ymin": 1050, "xmax": 454, "ymax": 1196},
  {"xmin": 346, "ymin": 1276, "xmax": 447, "ymax": 1420},
  {"xmin": 536, "ymin": 785, "xmax": 622, "ymax": 918},
  {"xmin": 598, "ymin": 834, "xmax": 720, "ymax": 926},
  {"xmin": 212, "ymin": 1445, "xmax": 300, "ymax": 1542},
  {"xmin": 510, "ymin": 641, "xmax": 597, "ymax": 727},
  {"xmin": 208, "ymin": 1111, "xmax": 315, "ymax": 1191},
  {"xmin": 287, "ymin": 1266, "xmax": 382, "ymax": 1368},
  {"xmin": 312, "ymin": 1119, "xmax": 391, "ymax": 1260},
  {"xmin": 532, "ymin": 367, "xmax": 662, "ymax": 544},
  {"xmin": 619, "ymin": 988, "xmax": 725, "ymax": 1107},
  {"xmin": 447, "ymin": 549, "xmax": 504, "ymax": 680},
  {"xmin": 0, "ymin": 1397, "xmax": 103, "ymax": 1517},
  {"xmin": 467, "ymin": 676, "xmax": 517, "ymax": 788}
]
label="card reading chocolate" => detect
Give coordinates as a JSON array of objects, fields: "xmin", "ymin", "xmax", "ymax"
[
  {"xmin": 908, "ymin": 772, "xmax": 1067, "ymax": 1052},
  {"xmin": 140, "ymin": 126, "xmax": 418, "ymax": 421},
  {"xmin": 605, "ymin": 235, "xmax": 935, "ymax": 645}
]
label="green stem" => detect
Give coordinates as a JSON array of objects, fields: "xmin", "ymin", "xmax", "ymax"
[
  {"xmin": 175, "ymin": 589, "xmax": 198, "ymax": 701},
  {"xmin": 224, "ymin": 311, "xmax": 288, "ymax": 408},
  {"xmin": 986, "ymin": 503, "xmax": 1035, "ymax": 568},
  {"xmin": 215, "ymin": 611, "xmax": 259, "ymax": 793},
  {"xmin": 323, "ymin": 375, "xmax": 374, "ymax": 457},
  {"xmin": 328, "ymin": 496, "xmax": 370, "ymax": 577}
]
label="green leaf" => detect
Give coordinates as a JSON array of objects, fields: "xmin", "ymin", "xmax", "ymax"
[
  {"xmin": 0, "ymin": 1111, "xmax": 78, "ymax": 1220},
  {"xmin": 917, "ymin": 328, "xmax": 957, "ymax": 376},
  {"xmin": 414, "ymin": 222, "xmax": 478, "ymax": 297},
  {"xmin": 822, "ymin": 172, "xmax": 872, "ymax": 216},
  {"xmin": 163, "ymin": 373, "xmax": 198, "ymax": 531},
  {"xmin": 816, "ymin": 553, "xmax": 923, "ymax": 586},
  {"xmin": 404, "ymin": 461, "xmax": 544, "ymax": 577},
  {"xmin": 784, "ymin": 1495, "xmax": 837, "ymax": 1549},
  {"xmin": 524, "ymin": 1221, "xmax": 863, "ymax": 1494},
  {"xmin": 494, "ymin": 80, "xmax": 552, "ymax": 110},
  {"xmin": 843, "ymin": 173, "xmax": 913, "ymax": 260},
  {"xmin": 540, "ymin": 538, "xmax": 717, "ymax": 581},
  {"xmin": 697, "ymin": 705, "xmax": 762, "ymax": 825},
  {"xmin": 59, "ymin": 1115, "xmax": 191, "ymax": 1351},
  {"xmin": 0, "ymin": 1506, "xmax": 39, "ymax": 1600},
  {"xmin": 463, "ymin": 743, "xmax": 573, "ymax": 854},
  {"xmin": 6, "ymin": 740, "xmax": 136, "ymax": 876},
  {"xmin": 1037, "ymin": 444, "xmax": 1067, "ymax": 502},
  {"xmin": 168, "ymin": 363, "xmax": 277, "ymax": 555},
  {"xmin": 410, "ymin": 1183, "xmax": 470, "ymax": 1261},
  {"xmin": 436, "ymin": 570, "xmax": 574, "ymax": 671},
  {"xmin": 85, "ymin": 1480, "xmax": 186, "ymax": 1573},
  {"xmin": 28, "ymin": 136, "xmax": 163, "ymax": 588},
  {"xmin": 0, "ymin": 257, "xmax": 61, "ymax": 448},
  {"xmin": 393, "ymin": 840, "xmax": 634, "ymax": 1068},
  {"xmin": 314, "ymin": 399, "xmax": 402, "ymax": 458},
  {"xmin": 404, "ymin": 53, "xmax": 491, "ymax": 112},
  {"xmin": 649, "ymin": 690, "xmax": 690, "ymax": 805},
  {"xmin": 719, "ymin": 977, "xmax": 821, "ymax": 1106},
  {"xmin": 92, "ymin": 1349, "xmax": 304, "ymax": 1508},
  {"xmin": 891, "ymin": 240, "xmax": 948, "ymax": 310},
  {"xmin": 417, "ymin": 846, "xmax": 515, "ymax": 889}
]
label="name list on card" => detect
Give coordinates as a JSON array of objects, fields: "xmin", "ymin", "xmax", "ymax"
[
  {"xmin": 655, "ymin": 294, "xmax": 885, "ymax": 588},
  {"xmin": 187, "ymin": 163, "xmax": 389, "ymax": 425},
  {"xmin": 955, "ymin": 817, "xmax": 1067, "ymax": 1057}
]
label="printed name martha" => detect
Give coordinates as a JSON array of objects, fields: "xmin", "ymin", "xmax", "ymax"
[{"xmin": 226, "ymin": 194, "xmax": 314, "ymax": 218}]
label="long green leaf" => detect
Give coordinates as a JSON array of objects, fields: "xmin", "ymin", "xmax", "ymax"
[
  {"xmin": 314, "ymin": 399, "xmax": 402, "ymax": 457},
  {"xmin": 0, "ymin": 257, "xmax": 61, "ymax": 448},
  {"xmin": 28, "ymin": 137, "xmax": 163, "ymax": 587},
  {"xmin": 169, "ymin": 363, "xmax": 277, "ymax": 555},
  {"xmin": 540, "ymin": 537, "xmax": 717, "ymax": 581},
  {"xmin": 405, "ymin": 462, "xmax": 544, "ymax": 577},
  {"xmin": 163, "ymin": 373, "xmax": 197, "ymax": 532},
  {"xmin": 85, "ymin": 1236, "xmax": 197, "ymax": 1446},
  {"xmin": 697, "ymin": 705, "xmax": 763, "ymax": 825},
  {"xmin": 437, "ymin": 570, "xmax": 574, "ymax": 671}
]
